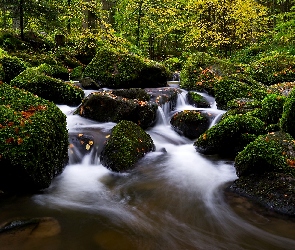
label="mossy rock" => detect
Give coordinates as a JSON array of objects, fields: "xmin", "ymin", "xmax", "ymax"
[
  {"xmin": 194, "ymin": 114, "xmax": 265, "ymax": 157},
  {"xmin": 214, "ymin": 79, "xmax": 267, "ymax": 110},
  {"xmin": 100, "ymin": 120, "xmax": 155, "ymax": 172},
  {"xmin": 235, "ymin": 131, "xmax": 295, "ymax": 177},
  {"xmin": 187, "ymin": 92, "xmax": 210, "ymax": 108},
  {"xmin": 75, "ymin": 91, "xmax": 157, "ymax": 129},
  {"xmin": 10, "ymin": 66, "xmax": 84, "ymax": 106},
  {"xmin": 280, "ymin": 88, "xmax": 295, "ymax": 138},
  {"xmin": 229, "ymin": 172, "xmax": 295, "ymax": 217},
  {"xmin": 83, "ymin": 46, "xmax": 169, "ymax": 88},
  {"xmin": 38, "ymin": 63, "xmax": 69, "ymax": 81},
  {"xmin": 180, "ymin": 52, "xmax": 236, "ymax": 94},
  {"xmin": 248, "ymin": 94, "xmax": 286, "ymax": 125},
  {"xmin": 170, "ymin": 110, "xmax": 211, "ymax": 139},
  {"xmin": 0, "ymin": 83, "xmax": 68, "ymax": 192},
  {"xmin": 70, "ymin": 66, "xmax": 83, "ymax": 81},
  {"xmin": 248, "ymin": 53, "xmax": 295, "ymax": 85},
  {"xmin": 0, "ymin": 55, "xmax": 27, "ymax": 83},
  {"xmin": 112, "ymin": 88, "xmax": 150, "ymax": 102}
]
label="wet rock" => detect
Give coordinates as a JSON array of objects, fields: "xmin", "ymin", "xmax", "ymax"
[
  {"xmin": 229, "ymin": 131, "xmax": 295, "ymax": 217},
  {"xmin": 170, "ymin": 110, "xmax": 210, "ymax": 139},
  {"xmin": 0, "ymin": 217, "xmax": 61, "ymax": 249},
  {"xmin": 187, "ymin": 92, "xmax": 210, "ymax": 108},
  {"xmin": 280, "ymin": 87, "xmax": 295, "ymax": 138},
  {"xmin": 194, "ymin": 114, "xmax": 265, "ymax": 156},
  {"xmin": 100, "ymin": 120, "xmax": 155, "ymax": 172},
  {"xmin": 75, "ymin": 90, "xmax": 157, "ymax": 129},
  {"xmin": 80, "ymin": 77, "xmax": 101, "ymax": 90},
  {"xmin": 146, "ymin": 87, "xmax": 180, "ymax": 108}
]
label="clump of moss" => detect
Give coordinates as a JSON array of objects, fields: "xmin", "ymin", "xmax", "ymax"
[
  {"xmin": 249, "ymin": 94, "xmax": 286, "ymax": 125},
  {"xmin": 248, "ymin": 53, "xmax": 295, "ymax": 85},
  {"xmin": 0, "ymin": 55, "xmax": 27, "ymax": 83},
  {"xmin": 180, "ymin": 52, "xmax": 236, "ymax": 94},
  {"xmin": 83, "ymin": 46, "xmax": 169, "ymax": 88},
  {"xmin": 170, "ymin": 110, "xmax": 211, "ymax": 139},
  {"xmin": 214, "ymin": 79, "xmax": 267, "ymax": 110},
  {"xmin": 0, "ymin": 83, "xmax": 68, "ymax": 192},
  {"xmin": 280, "ymin": 87, "xmax": 295, "ymax": 138},
  {"xmin": 235, "ymin": 131, "xmax": 295, "ymax": 177},
  {"xmin": 187, "ymin": 92, "xmax": 210, "ymax": 108},
  {"xmin": 194, "ymin": 114, "xmax": 265, "ymax": 157},
  {"xmin": 100, "ymin": 120, "xmax": 155, "ymax": 172},
  {"xmin": 10, "ymin": 66, "xmax": 84, "ymax": 106},
  {"xmin": 38, "ymin": 63, "xmax": 69, "ymax": 81},
  {"xmin": 70, "ymin": 66, "xmax": 83, "ymax": 81}
]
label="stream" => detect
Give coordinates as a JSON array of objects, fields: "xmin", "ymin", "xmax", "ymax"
[{"xmin": 0, "ymin": 88, "xmax": 294, "ymax": 250}]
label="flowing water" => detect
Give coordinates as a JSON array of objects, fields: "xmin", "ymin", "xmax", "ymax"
[{"xmin": 0, "ymin": 89, "xmax": 294, "ymax": 250}]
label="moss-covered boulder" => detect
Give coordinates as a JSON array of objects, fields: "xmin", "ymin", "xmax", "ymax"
[
  {"xmin": 230, "ymin": 131, "xmax": 295, "ymax": 216},
  {"xmin": 248, "ymin": 53, "xmax": 295, "ymax": 85},
  {"xmin": 83, "ymin": 46, "xmax": 169, "ymax": 88},
  {"xmin": 267, "ymin": 81, "xmax": 295, "ymax": 96},
  {"xmin": 37, "ymin": 63, "xmax": 69, "ymax": 81},
  {"xmin": 0, "ymin": 83, "xmax": 68, "ymax": 192},
  {"xmin": 280, "ymin": 87, "xmax": 295, "ymax": 138},
  {"xmin": 170, "ymin": 110, "xmax": 211, "ymax": 139},
  {"xmin": 100, "ymin": 120, "xmax": 155, "ymax": 172},
  {"xmin": 75, "ymin": 90, "xmax": 157, "ymax": 129},
  {"xmin": 10, "ymin": 66, "xmax": 84, "ymax": 106},
  {"xmin": 0, "ymin": 55, "xmax": 27, "ymax": 83},
  {"xmin": 180, "ymin": 52, "xmax": 236, "ymax": 94},
  {"xmin": 214, "ymin": 79, "xmax": 267, "ymax": 110},
  {"xmin": 235, "ymin": 131, "xmax": 295, "ymax": 177},
  {"xmin": 194, "ymin": 114, "xmax": 265, "ymax": 156},
  {"xmin": 249, "ymin": 94, "xmax": 286, "ymax": 125},
  {"xmin": 187, "ymin": 92, "xmax": 210, "ymax": 108}
]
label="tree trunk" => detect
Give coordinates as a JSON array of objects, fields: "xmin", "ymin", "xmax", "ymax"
[{"xmin": 20, "ymin": 0, "xmax": 24, "ymax": 40}]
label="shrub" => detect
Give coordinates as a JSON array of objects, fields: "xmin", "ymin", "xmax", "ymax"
[
  {"xmin": 10, "ymin": 67, "xmax": 84, "ymax": 106},
  {"xmin": 0, "ymin": 83, "xmax": 68, "ymax": 192},
  {"xmin": 100, "ymin": 120, "xmax": 154, "ymax": 172}
]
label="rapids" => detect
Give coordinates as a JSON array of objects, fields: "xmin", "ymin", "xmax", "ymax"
[{"xmin": 0, "ymin": 89, "xmax": 294, "ymax": 250}]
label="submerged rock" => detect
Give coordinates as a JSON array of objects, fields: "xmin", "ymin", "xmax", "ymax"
[
  {"xmin": 100, "ymin": 120, "xmax": 155, "ymax": 172},
  {"xmin": 170, "ymin": 110, "xmax": 210, "ymax": 139}
]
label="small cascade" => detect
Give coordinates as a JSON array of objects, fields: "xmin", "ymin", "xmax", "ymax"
[
  {"xmin": 156, "ymin": 106, "xmax": 169, "ymax": 126},
  {"xmin": 176, "ymin": 91, "xmax": 188, "ymax": 108},
  {"xmin": 209, "ymin": 111, "xmax": 225, "ymax": 128}
]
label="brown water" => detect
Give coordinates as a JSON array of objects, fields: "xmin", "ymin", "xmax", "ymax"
[{"xmin": 0, "ymin": 90, "xmax": 294, "ymax": 250}]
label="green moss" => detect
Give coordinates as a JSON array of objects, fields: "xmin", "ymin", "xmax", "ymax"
[
  {"xmin": 214, "ymin": 79, "xmax": 267, "ymax": 110},
  {"xmin": 0, "ymin": 83, "xmax": 68, "ymax": 192},
  {"xmin": 0, "ymin": 55, "xmax": 27, "ymax": 83},
  {"xmin": 100, "ymin": 120, "xmax": 154, "ymax": 172},
  {"xmin": 248, "ymin": 94, "xmax": 286, "ymax": 125},
  {"xmin": 170, "ymin": 110, "xmax": 210, "ymax": 139},
  {"xmin": 180, "ymin": 52, "xmax": 236, "ymax": 94},
  {"xmin": 70, "ymin": 66, "xmax": 83, "ymax": 81},
  {"xmin": 235, "ymin": 131, "xmax": 295, "ymax": 177},
  {"xmin": 194, "ymin": 114, "xmax": 265, "ymax": 156},
  {"xmin": 10, "ymin": 66, "xmax": 84, "ymax": 106},
  {"xmin": 83, "ymin": 46, "xmax": 169, "ymax": 88},
  {"xmin": 280, "ymin": 88, "xmax": 295, "ymax": 138},
  {"xmin": 187, "ymin": 92, "xmax": 210, "ymax": 108},
  {"xmin": 248, "ymin": 53, "xmax": 295, "ymax": 85},
  {"xmin": 38, "ymin": 63, "xmax": 69, "ymax": 81}
]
